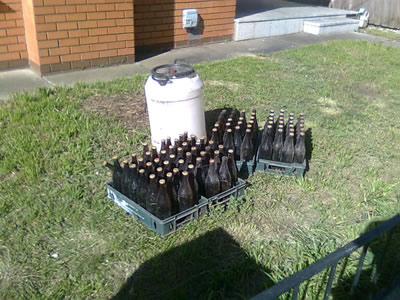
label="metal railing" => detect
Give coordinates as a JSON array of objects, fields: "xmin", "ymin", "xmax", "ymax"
[{"xmin": 251, "ymin": 214, "xmax": 400, "ymax": 300}]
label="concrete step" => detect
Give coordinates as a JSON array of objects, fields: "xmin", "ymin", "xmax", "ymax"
[{"xmin": 303, "ymin": 17, "xmax": 360, "ymax": 35}]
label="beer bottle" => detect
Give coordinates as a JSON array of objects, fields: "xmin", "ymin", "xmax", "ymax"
[
  {"xmin": 146, "ymin": 174, "xmax": 158, "ymax": 215},
  {"xmin": 210, "ymin": 128, "xmax": 219, "ymax": 146},
  {"xmin": 191, "ymin": 146, "xmax": 198, "ymax": 160},
  {"xmin": 145, "ymin": 161, "xmax": 154, "ymax": 178},
  {"xmin": 200, "ymin": 150, "xmax": 209, "ymax": 165},
  {"xmin": 233, "ymin": 125, "xmax": 243, "ymax": 160},
  {"xmin": 259, "ymin": 125, "xmax": 274, "ymax": 160},
  {"xmin": 136, "ymin": 169, "xmax": 148, "ymax": 208},
  {"xmin": 188, "ymin": 164, "xmax": 199, "ymax": 203},
  {"xmin": 103, "ymin": 158, "xmax": 122, "ymax": 192},
  {"xmin": 156, "ymin": 179, "xmax": 172, "ymax": 219},
  {"xmin": 240, "ymin": 110, "xmax": 247, "ymax": 125},
  {"xmin": 176, "ymin": 147, "xmax": 184, "ymax": 161},
  {"xmin": 249, "ymin": 119, "xmax": 258, "ymax": 149},
  {"xmin": 195, "ymin": 141, "xmax": 201, "ymax": 155},
  {"xmin": 227, "ymin": 149, "xmax": 238, "ymax": 185},
  {"xmin": 153, "ymin": 157, "xmax": 161, "ymax": 169},
  {"xmin": 121, "ymin": 159, "xmax": 131, "ymax": 196},
  {"xmin": 137, "ymin": 157, "xmax": 145, "ymax": 169},
  {"xmin": 160, "ymin": 139, "xmax": 167, "ymax": 152},
  {"xmin": 225, "ymin": 122, "xmax": 232, "ymax": 131},
  {"xmin": 174, "ymin": 138, "xmax": 180, "ymax": 148},
  {"xmin": 168, "ymin": 145, "xmax": 175, "ymax": 157},
  {"xmin": 185, "ymin": 152, "xmax": 193, "ymax": 169},
  {"xmin": 179, "ymin": 133, "xmax": 184, "ymax": 145},
  {"xmin": 195, "ymin": 157, "xmax": 206, "ymax": 196},
  {"xmin": 168, "ymin": 154, "xmax": 177, "ymax": 170},
  {"xmin": 151, "ymin": 146, "xmax": 158, "ymax": 160},
  {"xmin": 131, "ymin": 153, "xmax": 138, "ymax": 165},
  {"xmin": 205, "ymin": 145, "xmax": 213, "ymax": 159},
  {"xmin": 237, "ymin": 120, "xmax": 245, "ymax": 138},
  {"xmin": 223, "ymin": 128, "xmax": 234, "ymax": 152},
  {"xmin": 218, "ymin": 109, "xmax": 227, "ymax": 130},
  {"xmin": 294, "ymin": 131, "xmax": 306, "ymax": 163},
  {"xmin": 218, "ymin": 144, "xmax": 226, "ymax": 157},
  {"xmin": 183, "ymin": 131, "xmax": 188, "ymax": 142},
  {"xmin": 142, "ymin": 142, "xmax": 149, "ymax": 158},
  {"xmin": 178, "ymin": 171, "xmax": 194, "ymax": 211},
  {"xmin": 160, "ymin": 149, "xmax": 168, "ymax": 161},
  {"xmin": 166, "ymin": 172, "xmax": 178, "ymax": 215},
  {"xmin": 282, "ymin": 131, "xmax": 295, "ymax": 163},
  {"xmin": 144, "ymin": 151, "xmax": 152, "ymax": 163},
  {"xmin": 214, "ymin": 122, "xmax": 223, "ymax": 141},
  {"xmin": 272, "ymin": 128, "xmax": 284, "ymax": 161},
  {"xmin": 163, "ymin": 160, "xmax": 171, "ymax": 173},
  {"xmin": 156, "ymin": 166, "xmax": 164, "ymax": 180},
  {"xmin": 214, "ymin": 150, "xmax": 221, "ymax": 173},
  {"xmin": 178, "ymin": 159, "xmax": 185, "ymax": 172},
  {"xmin": 219, "ymin": 156, "xmax": 232, "ymax": 192},
  {"xmin": 172, "ymin": 168, "xmax": 180, "ymax": 194},
  {"xmin": 199, "ymin": 136, "xmax": 206, "ymax": 151},
  {"xmin": 190, "ymin": 134, "xmax": 197, "ymax": 146},
  {"xmin": 183, "ymin": 140, "xmax": 190, "ymax": 152},
  {"xmin": 205, "ymin": 159, "xmax": 220, "ymax": 198},
  {"xmin": 240, "ymin": 129, "xmax": 254, "ymax": 161},
  {"xmin": 166, "ymin": 136, "xmax": 172, "ymax": 148},
  {"xmin": 208, "ymin": 140, "xmax": 217, "ymax": 152},
  {"xmin": 128, "ymin": 163, "xmax": 138, "ymax": 201}
]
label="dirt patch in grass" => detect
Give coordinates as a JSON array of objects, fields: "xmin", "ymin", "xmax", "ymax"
[{"xmin": 82, "ymin": 92, "xmax": 149, "ymax": 132}]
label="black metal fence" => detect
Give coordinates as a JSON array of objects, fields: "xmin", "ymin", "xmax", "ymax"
[{"xmin": 251, "ymin": 214, "xmax": 400, "ymax": 300}]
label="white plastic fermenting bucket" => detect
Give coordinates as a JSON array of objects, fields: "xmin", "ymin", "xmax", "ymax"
[{"xmin": 145, "ymin": 64, "xmax": 207, "ymax": 150}]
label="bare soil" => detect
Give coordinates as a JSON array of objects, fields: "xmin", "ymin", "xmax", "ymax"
[{"xmin": 82, "ymin": 92, "xmax": 149, "ymax": 132}]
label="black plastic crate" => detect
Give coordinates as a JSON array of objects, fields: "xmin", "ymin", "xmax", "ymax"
[
  {"xmin": 106, "ymin": 182, "xmax": 209, "ymax": 237},
  {"xmin": 255, "ymin": 151, "xmax": 306, "ymax": 178},
  {"xmin": 205, "ymin": 178, "xmax": 248, "ymax": 209},
  {"xmin": 236, "ymin": 157, "xmax": 256, "ymax": 179}
]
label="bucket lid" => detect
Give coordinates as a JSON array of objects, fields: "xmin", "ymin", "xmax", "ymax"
[{"xmin": 151, "ymin": 64, "xmax": 195, "ymax": 85}]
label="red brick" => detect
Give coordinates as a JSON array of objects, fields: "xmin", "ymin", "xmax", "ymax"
[
  {"xmin": 6, "ymin": 27, "xmax": 25, "ymax": 36},
  {"xmin": 96, "ymin": 4, "xmax": 114, "ymax": 11},
  {"xmin": 44, "ymin": 0, "xmax": 65, "ymax": 5},
  {"xmin": 115, "ymin": 3, "xmax": 133, "ymax": 11},
  {"xmin": 8, "ymin": 43, "xmax": 26, "ymax": 52},
  {"xmin": 59, "ymin": 38, "xmax": 79, "ymax": 47},
  {"xmin": 49, "ymin": 47, "xmax": 70, "ymax": 56},
  {"xmin": 45, "ymin": 14, "xmax": 66, "ymax": 23},
  {"xmin": 47, "ymin": 31, "xmax": 68, "ymax": 40},
  {"xmin": 66, "ymin": 13, "xmax": 87, "ymax": 21},
  {"xmin": 39, "ymin": 49, "xmax": 49, "ymax": 57},
  {"xmin": 79, "ymin": 36, "xmax": 99, "ymax": 45},
  {"xmin": 116, "ymin": 19, "xmax": 133, "ymax": 26},
  {"xmin": 0, "ymin": 29, "xmax": 5, "ymax": 37},
  {"xmin": 107, "ymin": 41, "xmax": 125, "ymax": 49},
  {"xmin": 77, "ymin": 5, "xmax": 96, "ymax": 13},
  {"xmin": 89, "ymin": 28, "xmax": 108, "ymax": 36},
  {"xmin": 36, "ymin": 23, "xmax": 57, "ymax": 32},
  {"xmin": 118, "ymin": 47, "xmax": 134, "ymax": 56},
  {"xmin": 81, "ymin": 51, "xmax": 99, "ymax": 60},
  {"xmin": 68, "ymin": 0, "xmax": 86, "ymax": 4},
  {"xmin": 55, "ymin": 6, "xmax": 77, "ymax": 14},
  {"xmin": 60, "ymin": 53, "xmax": 81, "ymax": 62},
  {"xmin": 40, "ymin": 56, "xmax": 60, "ymax": 65},
  {"xmin": 0, "ymin": 20, "xmax": 16, "ymax": 29},
  {"xmin": 78, "ymin": 21, "xmax": 97, "ymax": 29},
  {"xmin": 35, "ymin": 6, "xmax": 55, "ymax": 15},
  {"xmin": 100, "ymin": 49, "xmax": 117, "ymax": 58},
  {"xmin": 117, "ymin": 33, "xmax": 134, "ymax": 41},
  {"xmin": 38, "ymin": 40, "xmax": 59, "ymax": 49},
  {"xmin": 90, "ymin": 43, "xmax": 108, "ymax": 51},
  {"xmin": 98, "ymin": 34, "xmax": 116, "ymax": 43},
  {"xmin": 87, "ymin": 12, "xmax": 106, "ymax": 20},
  {"xmin": 0, "ymin": 45, "xmax": 7, "ymax": 53},
  {"xmin": 97, "ymin": 19, "xmax": 115, "ymax": 27},
  {"xmin": 57, "ymin": 22, "xmax": 77, "ymax": 30},
  {"xmin": 107, "ymin": 26, "xmax": 124, "ymax": 34},
  {"xmin": 69, "ymin": 29, "xmax": 89, "ymax": 38},
  {"xmin": 0, "ymin": 36, "xmax": 18, "ymax": 45},
  {"xmin": 70, "ymin": 45, "xmax": 90, "ymax": 54},
  {"xmin": 106, "ymin": 11, "xmax": 124, "ymax": 19},
  {"xmin": 0, "ymin": 52, "xmax": 20, "ymax": 61}
]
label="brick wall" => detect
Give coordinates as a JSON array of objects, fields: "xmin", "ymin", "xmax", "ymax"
[
  {"xmin": 0, "ymin": 0, "xmax": 28, "ymax": 71},
  {"xmin": 26, "ymin": 0, "xmax": 135, "ymax": 74},
  {"xmin": 135, "ymin": 0, "xmax": 236, "ymax": 52}
]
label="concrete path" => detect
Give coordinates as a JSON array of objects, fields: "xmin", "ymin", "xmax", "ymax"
[{"xmin": 1, "ymin": 31, "xmax": 399, "ymax": 101}]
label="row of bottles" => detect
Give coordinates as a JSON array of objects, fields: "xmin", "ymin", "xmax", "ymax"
[
  {"xmin": 209, "ymin": 108, "xmax": 259, "ymax": 162},
  {"xmin": 258, "ymin": 109, "xmax": 306, "ymax": 163},
  {"xmin": 103, "ymin": 133, "xmax": 239, "ymax": 220}
]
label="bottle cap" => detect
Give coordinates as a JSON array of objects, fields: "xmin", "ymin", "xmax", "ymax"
[
  {"xmin": 173, "ymin": 168, "xmax": 179, "ymax": 173},
  {"xmin": 209, "ymin": 140, "xmax": 215, "ymax": 145},
  {"xmin": 141, "ymin": 142, "xmax": 148, "ymax": 146},
  {"xmin": 289, "ymin": 132, "xmax": 294, "ymax": 136},
  {"xmin": 209, "ymin": 159, "xmax": 215, "ymax": 163},
  {"xmin": 169, "ymin": 154, "xmax": 175, "ymax": 159},
  {"xmin": 235, "ymin": 126, "xmax": 240, "ymax": 130},
  {"xmin": 166, "ymin": 172, "xmax": 172, "ymax": 178},
  {"xmin": 188, "ymin": 164, "xmax": 194, "ymax": 169},
  {"xmin": 226, "ymin": 122, "xmax": 231, "ymax": 127},
  {"xmin": 214, "ymin": 150, "xmax": 219, "ymax": 155},
  {"xmin": 145, "ymin": 151, "xmax": 151, "ymax": 156},
  {"xmin": 182, "ymin": 171, "xmax": 188, "ymax": 176},
  {"xmin": 228, "ymin": 149, "xmax": 234, "ymax": 154},
  {"xmin": 278, "ymin": 128, "xmax": 283, "ymax": 132},
  {"xmin": 129, "ymin": 163, "xmax": 137, "ymax": 169},
  {"xmin": 102, "ymin": 161, "xmax": 108, "ymax": 166},
  {"xmin": 177, "ymin": 147, "xmax": 183, "ymax": 152},
  {"xmin": 267, "ymin": 125, "xmax": 273, "ymax": 129},
  {"xmin": 149, "ymin": 174, "xmax": 156, "ymax": 179},
  {"xmin": 157, "ymin": 167, "xmax": 163, "ymax": 172},
  {"xmin": 122, "ymin": 159, "xmax": 129, "ymax": 164},
  {"xmin": 139, "ymin": 169, "xmax": 145, "ymax": 174},
  {"xmin": 227, "ymin": 118, "xmax": 233, "ymax": 122},
  {"xmin": 196, "ymin": 157, "xmax": 202, "ymax": 162},
  {"xmin": 159, "ymin": 179, "xmax": 166, "ymax": 185},
  {"xmin": 212, "ymin": 128, "xmax": 218, "ymax": 132},
  {"xmin": 112, "ymin": 155, "xmax": 118, "ymax": 160},
  {"xmin": 154, "ymin": 158, "xmax": 160, "ymax": 162},
  {"xmin": 182, "ymin": 142, "xmax": 188, "ymax": 147},
  {"xmin": 137, "ymin": 157, "xmax": 144, "ymax": 162},
  {"xmin": 200, "ymin": 151, "xmax": 206, "ymax": 156},
  {"xmin": 160, "ymin": 150, "xmax": 167, "ymax": 154},
  {"xmin": 191, "ymin": 146, "xmax": 197, "ymax": 151},
  {"xmin": 178, "ymin": 159, "xmax": 184, "ymax": 164},
  {"xmin": 163, "ymin": 160, "xmax": 169, "ymax": 165},
  {"xmin": 151, "ymin": 146, "xmax": 157, "ymax": 150},
  {"xmin": 186, "ymin": 152, "xmax": 191, "ymax": 156},
  {"xmin": 146, "ymin": 162, "xmax": 152, "ymax": 167}
]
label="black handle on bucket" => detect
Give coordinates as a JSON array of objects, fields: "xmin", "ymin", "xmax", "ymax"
[{"xmin": 151, "ymin": 64, "xmax": 195, "ymax": 86}]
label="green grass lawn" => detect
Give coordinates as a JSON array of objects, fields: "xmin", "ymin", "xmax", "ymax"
[
  {"xmin": 362, "ymin": 25, "xmax": 400, "ymax": 42},
  {"xmin": 1, "ymin": 40, "xmax": 399, "ymax": 299}
]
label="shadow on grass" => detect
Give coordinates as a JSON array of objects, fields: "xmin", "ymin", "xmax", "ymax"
[
  {"xmin": 331, "ymin": 219, "xmax": 400, "ymax": 299},
  {"xmin": 112, "ymin": 228, "xmax": 273, "ymax": 299}
]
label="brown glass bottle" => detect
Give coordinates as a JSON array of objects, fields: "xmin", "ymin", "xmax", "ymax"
[
  {"xmin": 131, "ymin": 153, "xmax": 138, "ymax": 165},
  {"xmin": 156, "ymin": 166, "xmax": 164, "ymax": 180},
  {"xmin": 214, "ymin": 150, "xmax": 221, "ymax": 173},
  {"xmin": 210, "ymin": 128, "xmax": 219, "ymax": 146},
  {"xmin": 145, "ymin": 161, "xmax": 153, "ymax": 178},
  {"xmin": 233, "ymin": 125, "xmax": 243, "ymax": 160},
  {"xmin": 151, "ymin": 146, "xmax": 158, "ymax": 160},
  {"xmin": 144, "ymin": 151, "xmax": 152, "ymax": 163},
  {"xmin": 163, "ymin": 160, "xmax": 171, "ymax": 173},
  {"xmin": 128, "ymin": 163, "xmax": 138, "ymax": 201},
  {"xmin": 282, "ymin": 132, "xmax": 295, "ymax": 163},
  {"xmin": 178, "ymin": 171, "xmax": 194, "ymax": 211},
  {"xmin": 259, "ymin": 125, "xmax": 274, "ymax": 160},
  {"xmin": 168, "ymin": 154, "xmax": 176, "ymax": 170},
  {"xmin": 192, "ymin": 145, "xmax": 199, "ymax": 158},
  {"xmin": 272, "ymin": 128, "xmax": 284, "ymax": 162},
  {"xmin": 153, "ymin": 157, "xmax": 161, "ymax": 169},
  {"xmin": 195, "ymin": 157, "xmax": 206, "ymax": 196},
  {"xmin": 183, "ymin": 131, "xmax": 188, "ymax": 142},
  {"xmin": 103, "ymin": 158, "xmax": 122, "ymax": 192},
  {"xmin": 111, "ymin": 156, "xmax": 123, "ymax": 192},
  {"xmin": 176, "ymin": 147, "xmax": 184, "ymax": 161},
  {"xmin": 172, "ymin": 168, "xmax": 180, "ymax": 194},
  {"xmin": 136, "ymin": 168, "xmax": 148, "ymax": 209},
  {"xmin": 240, "ymin": 128, "xmax": 254, "ymax": 161},
  {"xmin": 218, "ymin": 144, "xmax": 226, "ymax": 157},
  {"xmin": 121, "ymin": 159, "xmax": 131, "ymax": 196},
  {"xmin": 205, "ymin": 159, "xmax": 220, "ymax": 198},
  {"xmin": 182, "ymin": 141, "xmax": 189, "ymax": 153},
  {"xmin": 188, "ymin": 164, "xmax": 199, "ymax": 203},
  {"xmin": 227, "ymin": 149, "xmax": 238, "ymax": 185},
  {"xmin": 166, "ymin": 136, "xmax": 172, "ymax": 148},
  {"xmin": 219, "ymin": 156, "xmax": 232, "ymax": 192},
  {"xmin": 178, "ymin": 159, "xmax": 185, "ymax": 172},
  {"xmin": 208, "ymin": 140, "xmax": 217, "ymax": 152},
  {"xmin": 156, "ymin": 179, "xmax": 172, "ymax": 219},
  {"xmin": 294, "ymin": 131, "xmax": 306, "ymax": 163},
  {"xmin": 160, "ymin": 149, "xmax": 168, "ymax": 161},
  {"xmin": 146, "ymin": 174, "xmax": 158, "ymax": 215},
  {"xmin": 166, "ymin": 172, "xmax": 178, "ymax": 215},
  {"xmin": 142, "ymin": 142, "xmax": 149, "ymax": 158},
  {"xmin": 223, "ymin": 128, "xmax": 234, "ymax": 152},
  {"xmin": 160, "ymin": 139, "xmax": 167, "ymax": 152},
  {"xmin": 199, "ymin": 136, "xmax": 206, "ymax": 151},
  {"xmin": 137, "ymin": 157, "xmax": 145, "ymax": 169}
]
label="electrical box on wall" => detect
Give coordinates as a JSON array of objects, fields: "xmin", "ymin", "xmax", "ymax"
[{"xmin": 182, "ymin": 9, "xmax": 198, "ymax": 28}]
